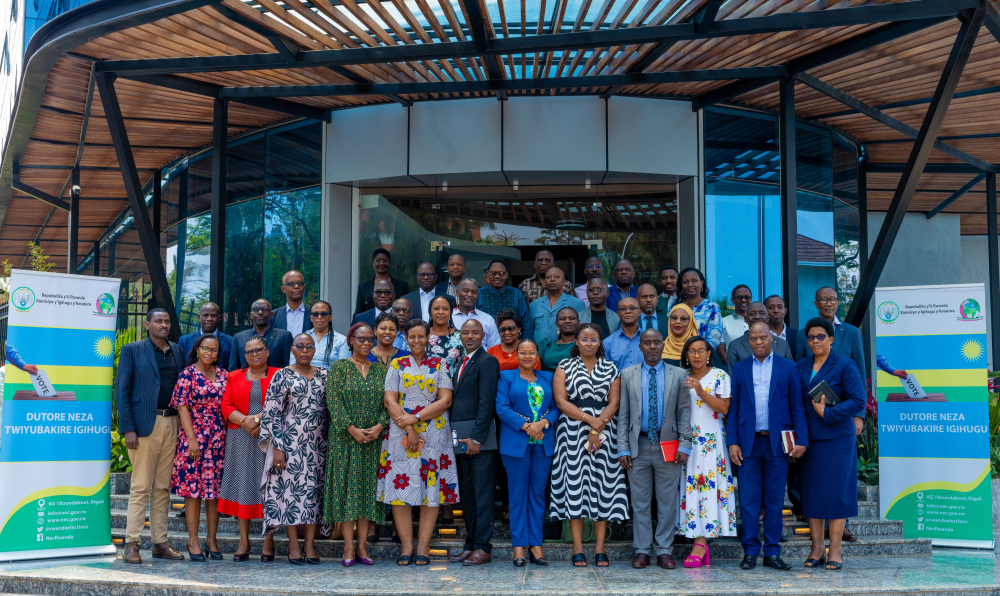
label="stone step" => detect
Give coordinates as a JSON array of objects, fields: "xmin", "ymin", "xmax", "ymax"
[{"xmin": 111, "ymin": 529, "xmax": 932, "ymax": 560}]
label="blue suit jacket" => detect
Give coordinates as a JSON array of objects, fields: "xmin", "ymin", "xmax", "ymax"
[
  {"xmin": 496, "ymin": 369, "xmax": 559, "ymax": 457},
  {"xmin": 796, "ymin": 352, "xmax": 868, "ymax": 441},
  {"xmin": 178, "ymin": 330, "xmax": 233, "ymax": 371},
  {"xmin": 351, "ymin": 308, "xmax": 380, "ymax": 330},
  {"xmin": 271, "ymin": 305, "xmax": 312, "ymax": 334},
  {"xmin": 784, "ymin": 326, "xmax": 799, "ymax": 360},
  {"xmin": 726, "ymin": 354, "xmax": 809, "ymax": 457},
  {"xmin": 795, "ymin": 320, "xmax": 866, "ymax": 417},
  {"xmin": 116, "ymin": 338, "xmax": 183, "ymax": 437}
]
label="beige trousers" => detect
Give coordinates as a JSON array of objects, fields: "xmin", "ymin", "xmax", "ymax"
[{"xmin": 126, "ymin": 415, "xmax": 179, "ymax": 544}]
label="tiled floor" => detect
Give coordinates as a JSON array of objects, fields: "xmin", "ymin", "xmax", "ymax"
[{"xmin": 0, "ymin": 546, "xmax": 996, "ymax": 595}]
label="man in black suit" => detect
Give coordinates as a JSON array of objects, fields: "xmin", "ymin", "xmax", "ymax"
[
  {"xmin": 435, "ymin": 253, "xmax": 467, "ymax": 298},
  {"xmin": 116, "ymin": 309, "xmax": 185, "ymax": 564},
  {"xmin": 271, "ymin": 270, "xmax": 312, "ymax": 336},
  {"xmin": 352, "ymin": 278, "xmax": 396, "ymax": 329},
  {"xmin": 447, "ymin": 320, "xmax": 501, "ymax": 567},
  {"xmin": 230, "ymin": 299, "xmax": 294, "ymax": 370},
  {"xmin": 764, "ymin": 295, "xmax": 798, "ymax": 358},
  {"xmin": 403, "ymin": 262, "xmax": 455, "ymax": 322},
  {"xmin": 354, "ymin": 248, "xmax": 409, "ymax": 317},
  {"xmin": 178, "ymin": 302, "xmax": 233, "ymax": 370}
]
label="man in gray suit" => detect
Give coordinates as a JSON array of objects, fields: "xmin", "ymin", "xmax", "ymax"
[
  {"xmin": 617, "ymin": 329, "xmax": 691, "ymax": 570},
  {"xmin": 727, "ymin": 302, "xmax": 793, "ymax": 366},
  {"xmin": 116, "ymin": 309, "xmax": 185, "ymax": 564}
]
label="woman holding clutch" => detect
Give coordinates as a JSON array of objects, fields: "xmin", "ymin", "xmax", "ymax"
[{"xmin": 795, "ymin": 317, "xmax": 867, "ymax": 570}]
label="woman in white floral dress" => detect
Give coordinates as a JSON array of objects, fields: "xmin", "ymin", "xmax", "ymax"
[{"xmin": 676, "ymin": 336, "xmax": 736, "ymax": 568}]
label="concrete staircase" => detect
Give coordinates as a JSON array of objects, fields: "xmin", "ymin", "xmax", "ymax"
[{"xmin": 109, "ymin": 474, "xmax": 930, "ymax": 561}]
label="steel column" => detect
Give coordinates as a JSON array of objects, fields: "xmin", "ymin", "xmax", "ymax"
[
  {"xmin": 846, "ymin": 8, "xmax": 985, "ymax": 327},
  {"xmin": 987, "ymin": 172, "xmax": 1000, "ymax": 370},
  {"xmin": 67, "ymin": 167, "xmax": 80, "ymax": 273},
  {"xmin": 209, "ymin": 98, "xmax": 228, "ymax": 308},
  {"xmin": 92, "ymin": 240, "xmax": 100, "ymax": 276},
  {"xmin": 152, "ymin": 169, "xmax": 161, "ymax": 249},
  {"xmin": 858, "ymin": 151, "xmax": 872, "ymax": 375},
  {"xmin": 779, "ymin": 76, "xmax": 799, "ymax": 329},
  {"xmin": 96, "ymin": 73, "xmax": 178, "ymax": 338}
]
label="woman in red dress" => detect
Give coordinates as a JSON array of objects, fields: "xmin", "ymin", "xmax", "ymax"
[{"xmin": 170, "ymin": 334, "xmax": 229, "ymax": 562}]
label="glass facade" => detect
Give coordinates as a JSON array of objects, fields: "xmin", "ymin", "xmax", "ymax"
[{"xmin": 704, "ymin": 106, "xmax": 861, "ymax": 319}]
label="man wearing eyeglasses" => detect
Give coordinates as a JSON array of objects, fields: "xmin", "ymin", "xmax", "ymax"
[
  {"xmin": 402, "ymin": 262, "xmax": 455, "ymax": 322},
  {"xmin": 579, "ymin": 278, "xmax": 620, "ymax": 339},
  {"xmin": 230, "ymin": 299, "xmax": 293, "ymax": 370},
  {"xmin": 178, "ymin": 302, "xmax": 234, "ymax": 371},
  {"xmin": 726, "ymin": 302, "xmax": 793, "ymax": 368},
  {"xmin": 603, "ymin": 297, "xmax": 645, "ymax": 372},
  {"xmin": 352, "ymin": 279, "xmax": 396, "ymax": 330},
  {"xmin": 271, "ymin": 270, "xmax": 311, "ymax": 336},
  {"xmin": 477, "ymin": 260, "xmax": 533, "ymax": 340},
  {"xmin": 722, "ymin": 285, "xmax": 753, "ymax": 346},
  {"xmin": 354, "ymin": 248, "xmax": 410, "ymax": 317},
  {"xmin": 391, "ymin": 298, "xmax": 414, "ymax": 350},
  {"xmin": 574, "ymin": 257, "xmax": 605, "ymax": 301}
]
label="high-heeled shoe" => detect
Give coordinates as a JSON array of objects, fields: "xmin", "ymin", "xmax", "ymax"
[
  {"xmin": 233, "ymin": 551, "xmax": 249, "ymax": 562},
  {"xmin": 261, "ymin": 553, "xmax": 275, "ymax": 563},
  {"xmin": 288, "ymin": 556, "xmax": 306, "ymax": 566},
  {"xmin": 187, "ymin": 545, "xmax": 206, "ymax": 562},
  {"xmin": 529, "ymin": 550, "xmax": 548, "ymax": 566},
  {"xmin": 205, "ymin": 542, "xmax": 222, "ymax": 560},
  {"xmin": 513, "ymin": 557, "xmax": 526, "ymax": 567},
  {"xmin": 307, "ymin": 557, "xmax": 321, "ymax": 565}
]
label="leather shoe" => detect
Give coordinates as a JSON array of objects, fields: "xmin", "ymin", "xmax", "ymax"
[
  {"xmin": 462, "ymin": 549, "xmax": 492, "ymax": 566},
  {"xmin": 151, "ymin": 542, "xmax": 185, "ymax": 561},
  {"xmin": 123, "ymin": 542, "xmax": 142, "ymax": 564},
  {"xmin": 763, "ymin": 555, "xmax": 791, "ymax": 570},
  {"xmin": 448, "ymin": 550, "xmax": 473, "ymax": 564},
  {"xmin": 631, "ymin": 553, "xmax": 650, "ymax": 569},
  {"xmin": 740, "ymin": 554, "xmax": 757, "ymax": 570},
  {"xmin": 657, "ymin": 554, "xmax": 676, "ymax": 569}
]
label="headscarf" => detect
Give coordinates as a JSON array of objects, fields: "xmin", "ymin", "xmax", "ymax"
[{"xmin": 661, "ymin": 303, "xmax": 698, "ymax": 361}]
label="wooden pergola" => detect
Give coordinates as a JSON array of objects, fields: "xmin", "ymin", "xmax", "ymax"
[{"xmin": 2, "ymin": 0, "xmax": 1000, "ymax": 351}]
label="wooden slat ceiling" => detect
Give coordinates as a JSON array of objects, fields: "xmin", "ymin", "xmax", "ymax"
[{"xmin": 6, "ymin": 0, "xmax": 1000, "ymax": 271}]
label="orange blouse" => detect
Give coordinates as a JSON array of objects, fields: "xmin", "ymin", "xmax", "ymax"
[{"xmin": 487, "ymin": 344, "xmax": 541, "ymax": 372}]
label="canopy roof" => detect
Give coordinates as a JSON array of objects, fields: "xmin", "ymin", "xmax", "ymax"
[{"xmin": 3, "ymin": 0, "xmax": 999, "ymax": 271}]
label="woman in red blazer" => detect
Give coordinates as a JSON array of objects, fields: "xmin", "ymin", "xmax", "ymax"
[{"xmin": 218, "ymin": 336, "xmax": 280, "ymax": 562}]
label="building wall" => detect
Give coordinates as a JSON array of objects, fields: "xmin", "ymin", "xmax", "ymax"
[
  {"xmin": 865, "ymin": 212, "xmax": 962, "ymax": 288},
  {"xmin": 961, "ymin": 235, "xmax": 993, "ymax": 286}
]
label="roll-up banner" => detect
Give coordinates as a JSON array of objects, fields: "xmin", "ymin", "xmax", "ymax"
[
  {"xmin": 0, "ymin": 270, "xmax": 120, "ymax": 561},
  {"xmin": 875, "ymin": 283, "xmax": 993, "ymax": 549}
]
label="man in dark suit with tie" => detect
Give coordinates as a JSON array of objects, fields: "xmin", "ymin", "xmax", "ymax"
[
  {"xmin": 230, "ymin": 299, "xmax": 294, "ymax": 370},
  {"xmin": 116, "ymin": 309, "xmax": 186, "ymax": 564},
  {"xmin": 354, "ymin": 248, "xmax": 410, "ymax": 317},
  {"xmin": 728, "ymin": 322, "xmax": 808, "ymax": 571},
  {"xmin": 727, "ymin": 302, "xmax": 793, "ymax": 367},
  {"xmin": 636, "ymin": 284, "xmax": 670, "ymax": 336},
  {"xmin": 352, "ymin": 278, "xmax": 396, "ymax": 329},
  {"xmin": 764, "ymin": 295, "xmax": 798, "ymax": 357},
  {"xmin": 178, "ymin": 302, "xmax": 233, "ymax": 370},
  {"xmin": 447, "ymin": 320, "xmax": 501, "ymax": 566},
  {"xmin": 403, "ymin": 262, "xmax": 456, "ymax": 322}
]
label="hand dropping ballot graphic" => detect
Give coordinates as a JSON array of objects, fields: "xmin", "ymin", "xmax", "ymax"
[{"xmin": 29, "ymin": 370, "xmax": 56, "ymax": 398}]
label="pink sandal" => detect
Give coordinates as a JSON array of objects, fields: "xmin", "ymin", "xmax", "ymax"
[{"xmin": 683, "ymin": 545, "xmax": 711, "ymax": 568}]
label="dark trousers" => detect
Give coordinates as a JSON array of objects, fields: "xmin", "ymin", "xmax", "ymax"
[
  {"xmin": 457, "ymin": 451, "xmax": 496, "ymax": 553},
  {"xmin": 786, "ymin": 460, "xmax": 801, "ymax": 515},
  {"xmin": 738, "ymin": 434, "xmax": 787, "ymax": 557}
]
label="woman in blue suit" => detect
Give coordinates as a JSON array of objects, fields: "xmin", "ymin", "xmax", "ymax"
[
  {"xmin": 496, "ymin": 339, "xmax": 559, "ymax": 567},
  {"xmin": 796, "ymin": 317, "xmax": 867, "ymax": 571}
]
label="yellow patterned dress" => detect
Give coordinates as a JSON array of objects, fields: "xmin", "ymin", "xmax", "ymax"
[
  {"xmin": 677, "ymin": 367, "xmax": 737, "ymax": 537},
  {"xmin": 376, "ymin": 354, "xmax": 459, "ymax": 507}
]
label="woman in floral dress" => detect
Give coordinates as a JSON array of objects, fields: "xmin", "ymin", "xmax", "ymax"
[
  {"xmin": 426, "ymin": 295, "xmax": 465, "ymax": 372},
  {"xmin": 377, "ymin": 318, "xmax": 458, "ymax": 566},
  {"xmin": 170, "ymin": 334, "xmax": 228, "ymax": 561},
  {"xmin": 259, "ymin": 333, "xmax": 329, "ymax": 565},
  {"xmin": 675, "ymin": 268, "xmax": 726, "ymax": 360},
  {"xmin": 677, "ymin": 336, "xmax": 736, "ymax": 568}
]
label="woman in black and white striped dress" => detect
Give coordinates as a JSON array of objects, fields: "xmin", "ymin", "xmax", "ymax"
[{"xmin": 550, "ymin": 323, "xmax": 628, "ymax": 568}]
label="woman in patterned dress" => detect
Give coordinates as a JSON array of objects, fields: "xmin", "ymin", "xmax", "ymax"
[
  {"xmin": 675, "ymin": 268, "xmax": 726, "ymax": 362},
  {"xmin": 259, "ymin": 333, "xmax": 329, "ymax": 565},
  {"xmin": 550, "ymin": 323, "xmax": 628, "ymax": 567},
  {"xmin": 377, "ymin": 318, "xmax": 458, "ymax": 566},
  {"xmin": 324, "ymin": 323, "xmax": 389, "ymax": 566},
  {"xmin": 424, "ymin": 295, "xmax": 463, "ymax": 524},
  {"xmin": 219, "ymin": 336, "xmax": 279, "ymax": 562},
  {"xmin": 170, "ymin": 334, "xmax": 228, "ymax": 561},
  {"xmin": 677, "ymin": 336, "xmax": 736, "ymax": 568}
]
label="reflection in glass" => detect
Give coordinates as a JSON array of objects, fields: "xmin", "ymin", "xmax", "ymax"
[
  {"xmin": 165, "ymin": 214, "xmax": 211, "ymax": 335},
  {"xmin": 224, "ymin": 200, "xmax": 264, "ymax": 336},
  {"xmin": 263, "ymin": 187, "xmax": 321, "ymax": 310}
]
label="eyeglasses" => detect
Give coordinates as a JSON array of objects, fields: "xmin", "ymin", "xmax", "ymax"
[
  {"xmin": 416, "ymin": 272, "xmax": 436, "ymax": 278},
  {"xmin": 686, "ymin": 349, "xmax": 709, "ymax": 356},
  {"xmin": 198, "ymin": 346, "xmax": 218, "ymax": 354},
  {"xmin": 353, "ymin": 336, "xmax": 375, "ymax": 344},
  {"xmin": 374, "ymin": 290, "xmax": 394, "ymax": 296},
  {"xmin": 251, "ymin": 306, "xmax": 271, "ymax": 313},
  {"xmin": 670, "ymin": 315, "xmax": 691, "ymax": 323},
  {"xmin": 244, "ymin": 347, "xmax": 267, "ymax": 356},
  {"xmin": 733, "ymin": 295, "xmax": 752, "ymax": 302},
  {"xmin": 585, "ymin": 264, "xmax": 602, "ymax": 271},
  {"xmin": 374, "ymin": 258, "xmax": 390, "ymax": 265},
  {"xmin": 487, "ymin": 270, "xmax": 508, "ymax": 277},
  {"xmin": 282, "ymin": 281, "xmax": 305, "ymax": 288},
  {"xmin": 517, "ymin": 350, "xmax": 538, "ymax": 357},
  {"xmin": 393, "ymin": 307, "xmax": 412, "ymax": 313},
  {"xmin": 498, "ymin": 325, "xmax": 518, "ymax": 333},
  {"xmin": 618, "ymin": 306, "xmax": 640, "ymax": 312},
  {"xmin": 293, "ymin": 343, "xmax": 316, "ymax": 351},
  {"xmin": 535, "ymin": 257, "xmax": 553, "ymax": 264},
  {"xmin": 310, "ymin": 311, "xmax": 331, "ymax": 318},
  {"xmin": 578, "ymin": 337, "xmax": 601, "ymax": 345},
  {"xmin": 806, "ymin": 333, "xmax": 829, "ymax": 342},
  {"xmin": 817, "ymin": 298, "xmax": 839, "ymax": 304}
]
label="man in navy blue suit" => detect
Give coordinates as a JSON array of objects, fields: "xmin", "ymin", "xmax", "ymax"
[
  {"xmin": 728, "ymin": 322, "xmax": 808, "ymax": 571},
  {"xmin": 178, "ymin": 302, "xmax": 233, "ymax": 371}
]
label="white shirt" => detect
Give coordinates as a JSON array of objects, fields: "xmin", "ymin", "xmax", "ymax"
[
  {"xmin": 770, "ymin": 323, "xmax": 787, "ymax": 341},
  {"xmin": 722, "ymin": 313, "xmax": 749, "ymax": 345},
  {"xmin": 457, "ymin": 347, "xmax": 481, "ymax": 382},
  {"xmin": 419, "ymin": 289, "xmax": 436, "ymax": 322},
  {"xmin": 574, "ymin": 283, "xmax": 589, "ymax": 302},
  {"xmin": 451, "ymin": 307, "xmax": 501, "ymax": 348},
  {"xmin": 284, "ymin": 303, "xmax": 306, "ymax": 336}
]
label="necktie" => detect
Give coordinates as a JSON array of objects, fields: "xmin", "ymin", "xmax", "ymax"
[
  {"xmin": 644, "ymin": 315, "xmax": 653, "ymax": 331},
  {"xmin": 648, "ymin": 368, "xmax": 658, "ymax": 442},
  {"xmin": 458, "ymin": 356, "xmax": 470, "ymax": 382}
]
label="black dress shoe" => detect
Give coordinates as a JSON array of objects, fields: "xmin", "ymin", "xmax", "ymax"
[
  {"xmin": 763, "ymin": 555, "xmax": 792, "ymax": 570},
  {"xmin": 740, "ymin": 554, "xmax": 757, "ymax": 570},
  {"xmin": 288, "ymin": 556, "xmax": 305, "ymax": 566},
  {"xmin": 187, "ymin": 546, "xmax": 206, "ymax": 562},
  {"xmin": 206, "ymin": 543, "xmax": 222, "ymax": 560},
  {"xmin": 306, "ymin": 558, "xmax": 321, "ymax": 565}
]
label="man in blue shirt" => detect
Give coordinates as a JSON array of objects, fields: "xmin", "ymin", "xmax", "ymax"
[
  {"xmin": 528, "ymin": 267, "xmax": 585, "ymax": 343},
  {"xmin": 616, "ymin": 329, "xmax": 691, "ymax": 569},
  {"xmin": 607, "ymin": 259, "xmax": 638, "ymax": 313},
  {"xmin": 604, "ymin": 298, "xmax": 644, "ymax": 372},
  {"xmin": 178, "ymin": 302, "xmax": 233, "ymax": 370}
]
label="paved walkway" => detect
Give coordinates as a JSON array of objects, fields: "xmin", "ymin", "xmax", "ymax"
[{"xmin": 0, "ymin": 547, "xmax": 996, "ymax": 595}]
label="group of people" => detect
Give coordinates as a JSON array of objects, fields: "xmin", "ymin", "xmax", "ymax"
[{"xmin": 115, "ymin": 251, "xmax": 869, "ymax": 572}]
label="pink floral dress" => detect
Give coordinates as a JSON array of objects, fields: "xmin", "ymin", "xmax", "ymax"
[{"xmin": 170, "ymin": 365, "xmax": 228, "ymax": 499}]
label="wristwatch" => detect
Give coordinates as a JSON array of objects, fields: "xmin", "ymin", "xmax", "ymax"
[
  {"xmin": 415, "ymin": 413, "xmax": 421, "ymax": 422},
  {"xmin": 543, "ymin": 420, "xmax": 551, "ymax": 430},
  {"xmin": 471, "ymin": 439, "xmax": 481, "ymax": 445}
]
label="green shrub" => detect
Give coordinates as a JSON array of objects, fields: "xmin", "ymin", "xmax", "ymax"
[{"xmin": 110, "ymin": 328, "xmax": 136, "ymax": 473}]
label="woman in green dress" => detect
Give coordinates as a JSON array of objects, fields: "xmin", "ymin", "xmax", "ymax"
[
  {"xmin": 537, "ymin": 307, "xmax": 580, "ymax": 372},
  {"xmin": 323, "ymin": 322, "xmax": 389, "ymax": 566}
]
